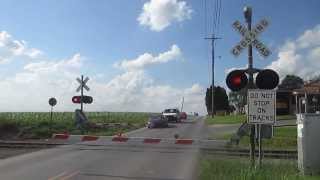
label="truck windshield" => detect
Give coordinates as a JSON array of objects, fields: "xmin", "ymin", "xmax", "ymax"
[{"xmin": 164, "ymin": 109, "xmax": 177, "ymax": 113}]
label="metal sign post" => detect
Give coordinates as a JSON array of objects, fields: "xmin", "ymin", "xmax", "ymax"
[
  {"xmin": 48, "ymin": 97, "xmax": 57, "ymax": 133},
  {"xmin": 81, "ymin": 75, "xmax": 83, "ymax": 111},
  {"xmin": 230, "ymin": 6, "xmax": 272, "ymax": 166},
  {"xmin": 258, "ymin": 124, "xmax": 262, "ymax": 166},
  {"xmin": 180, "ymin": 96, "xmax": 184, "ymax": 112},
  {"xmin": 76, "ymin": 75, "xmax": 90, "ymax": 112}
]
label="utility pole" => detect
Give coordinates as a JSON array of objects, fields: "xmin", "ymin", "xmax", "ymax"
[
  {"xmin": 205, "ymin": 34, "xmax": 221, "ymax": 118},
  {"xmin": 180, "ymin": 96, "xmax": 184, "ymax": 112},
  {"xmin": 243, "ymin": 6, "xmax": 256, "ymax": 165}
]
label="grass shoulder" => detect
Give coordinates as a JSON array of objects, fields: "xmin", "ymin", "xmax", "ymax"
[
  {"xmin": 207, "ymin": 114, "xmax": 296, "ymax": 125},
  {"xmin": 206, "ymin": 115, "xmax": 246, "ymax": 125},
  {"xmin": 241, "ymin": 126, "xmax": 297, "ymax": 150},
  {"xmin": 216, "ymin": 126, "xmax": 297, "ymax": 150},
  {"xmin": 199, "ymin": 156, "xmax": 319, "ymax": 180}
]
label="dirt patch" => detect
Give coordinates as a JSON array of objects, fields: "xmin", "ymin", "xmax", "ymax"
[{"xmin": 0, "ymin": 123, "xmax": 20, "ymax": 140}]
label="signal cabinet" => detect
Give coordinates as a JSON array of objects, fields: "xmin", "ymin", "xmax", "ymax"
[{"xmin": 297, "ymin": 114, "xmax": 320, "ymax": 175}]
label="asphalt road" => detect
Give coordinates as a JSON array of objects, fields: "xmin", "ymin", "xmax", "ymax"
[{"xmin": 0, "ymin": 116, "xmax": 223, "ymax": 180}]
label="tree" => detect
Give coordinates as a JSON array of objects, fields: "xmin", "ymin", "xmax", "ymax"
[
  {"xmin": 278, "ymin": 75, "xmax": 304, "ymax": 90},
  {"xmin": 205, "ymin": 86, "xmax": 229, "ymax": 115},
  {"xmin": 228, "ymin": 88, "xmax": 247, "ymax": 114}
]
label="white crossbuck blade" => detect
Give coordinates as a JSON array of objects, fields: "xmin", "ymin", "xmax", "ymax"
[
  {"xmin": 76, "ymin": 85, "xmax": 81, "ymax": 92},
  {"xmin": 76, "ymin": 77, "xmax": 82, "ymax": 84},
  {"xmin": 231, "ymin": 18, "xmax": 271, "ymax": 57},
  {"xmin": 83, "ymin": 77, "xmax": 89, "ymax": 84},
  {"xmin": 83, "ymin": 85, "xmax": 90, "ymax": 91}
]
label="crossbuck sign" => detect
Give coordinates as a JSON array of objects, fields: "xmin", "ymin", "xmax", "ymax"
[
  {"xmin": 76, "ymin": 76, "xmax": 90, "ymax": 92},
  {"xmin": 231, "ymin": 18, "xmax": 271, "ymax": 57}
]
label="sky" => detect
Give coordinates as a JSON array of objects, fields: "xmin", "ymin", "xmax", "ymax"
[{"xmin": 0, "ymin": 0, "xmax": 319, "ymax": 113}]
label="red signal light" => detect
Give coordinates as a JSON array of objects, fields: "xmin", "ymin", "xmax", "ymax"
[
  {"xmin": 226, "ymin": 70, "xmax": 248, "ymax": 91},
  {"xmin": 72, "ymin": 96, "xmax": 81, "ymax": 104},
  {"xmin": 232, "ymin": 76, "xmax": 242, "ymax": 86}
]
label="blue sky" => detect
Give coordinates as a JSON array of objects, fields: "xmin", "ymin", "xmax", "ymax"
[{"xmin": 0, "ymin": 0, "xmax": 319, "ymax": 113}]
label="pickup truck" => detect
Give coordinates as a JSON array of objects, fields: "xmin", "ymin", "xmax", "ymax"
[{"xmin": 162, "ymin": 108, "xmax": 181, "ymax": 122}]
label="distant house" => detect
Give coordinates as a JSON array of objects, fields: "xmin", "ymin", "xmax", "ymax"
[
  {"xmin": 276, "ymin": 89, "xmax": 295, "ymax": 115},
  {"xmin": 276, "ymin": 81, "xmax": 320, "ymax": 115}
]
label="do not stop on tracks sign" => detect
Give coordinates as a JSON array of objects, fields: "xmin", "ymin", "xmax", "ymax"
[{"xmin": 248, "ymin": 89, "xmax": 276, "ymax": 124}]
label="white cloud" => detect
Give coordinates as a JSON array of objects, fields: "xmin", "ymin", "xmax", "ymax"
[
  {"xmin": 0, "ymin": 37, "xmax": 206, "ymax": 114},
  {"xmin": 114, "ymin": 44, "xmax": 181, "ymax": 71},
  {"xmin": 23, "ymin": 53, "xmax": 83, "ymax": 74},
  {"xmin": 267, "ymin": 25, "xmax": 320, "ymax": 80},
  {"xmin": 138, "ymin": 0, "xmax": 192, "ymax": 31},
  {"xmin": 297, "ymin": 25, "xmax": 320, "ymax": 48},
  {"xmin": 0, "ymin": 31, "xmax": 42, "ymax": 64},
  {"xmin": 102, "ymin": 44, "xmax": 204, "ymax": 113},
  {"xmin": 0, "ymin": 53, "xmax": 84, "ymax": 111}
]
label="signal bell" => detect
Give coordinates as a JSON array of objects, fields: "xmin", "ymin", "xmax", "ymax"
[{"xmin": 226, "ymin": 70, "xmax": 248, "ymax": 92}]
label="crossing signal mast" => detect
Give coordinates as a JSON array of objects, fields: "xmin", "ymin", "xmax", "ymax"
[
  {"xmin": 72, "ymin": 75, "xmax": 93, "ymax": 112},
  {"xmin": 227, "ymin": 6, "xmax": 279, "ymax": 166}
]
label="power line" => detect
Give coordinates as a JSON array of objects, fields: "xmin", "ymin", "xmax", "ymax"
[
  {"xmin": 205, "ymin": 0, "xmax": 208, "ymax": 34},
  {"xmin": 216, "ymin": 0, "xmax": 222, "ymax": 35}
]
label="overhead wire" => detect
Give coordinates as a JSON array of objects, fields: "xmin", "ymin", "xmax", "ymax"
[
  {"xmin": 203, "ymin": 0, "xmax": 223, "ymax": 87},
  {"xmin": 216, "ymin": 0, "xmax": 222, "ymax": 36}
]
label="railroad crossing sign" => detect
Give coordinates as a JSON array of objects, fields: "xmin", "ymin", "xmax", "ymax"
[
  {"xmin": 76, "ymin": 76, "xmax": 90, "ymax": 92},
  {"xmin": 247, "ymin": 89, "xmax": 276, "ymax": 124},
  {"xmin": 231, "ymin": 18, "xmax": 271, "ymax": 57}
]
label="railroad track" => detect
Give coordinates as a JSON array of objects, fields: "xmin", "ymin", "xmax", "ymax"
[
  {"xmin": 201, "ymin": 147, "xmax": 297, "ymax": 159},
  {"xmin": 0, "ymin": 141, "xmax": 66, "ymax": 149},
  {"xmin": 0, "ymin": 140, "xmax": 297, "ymax": 159}
]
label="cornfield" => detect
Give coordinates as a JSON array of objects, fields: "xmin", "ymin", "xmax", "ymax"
[{"xmin": 0, "ymin": 112, "xmax": 152, "ymax": 138}]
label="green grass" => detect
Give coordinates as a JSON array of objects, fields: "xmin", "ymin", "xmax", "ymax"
[
  {"xmin": 277, "ymin": 115, "xmax": 296, "ymax": 121},
  {"xmin": 206, "ymin": 115, "xmax": 246, "ymax": 125},
  {"xmin": 207, "ymin": 115, "xmax": 296, "ymax": 125},
  {"xmin": 214, "ymin": 133, "xmax": 234, "ymax": 140},
  {"xmin": 0, "ymin": 112, "xmax": 151, "ymax": 139},
  {"xmin": 200, "ymin": 156, "xmax": 319, "ymax": 180},
  {"xmin": 240, "ymin": 127, "xmax": 297, "ymax": 150}
]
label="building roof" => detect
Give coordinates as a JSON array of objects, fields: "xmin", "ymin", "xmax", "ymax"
[{"xmin": 293, "ymin": 80, "xmax": 320, "ymax": 95}]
